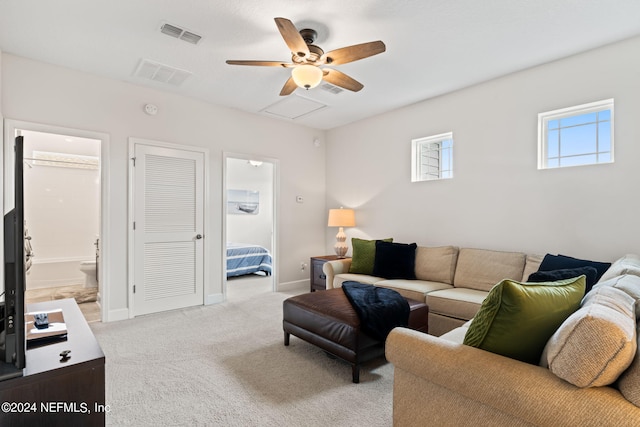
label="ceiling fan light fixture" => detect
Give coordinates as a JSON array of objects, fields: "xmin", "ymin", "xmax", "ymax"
[{"xmin": 291, "ymin": 65, "xmax": 323, "ymax": 90}]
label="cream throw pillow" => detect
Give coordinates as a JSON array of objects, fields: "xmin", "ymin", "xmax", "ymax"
[
  {"xmin": 598, "ymin": 254, "xmax": 640, "ymax": 283},
  {"xmin": 592, "ymin": 274, "xmax": 640, "ymax": 320},
  {"xmin": 542, "ymin": 286, "xmax": 637, "ymax": 387}
]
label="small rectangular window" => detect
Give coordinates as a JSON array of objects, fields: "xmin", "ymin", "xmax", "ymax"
[
  {"xmin": 538, "ymin": 99, "xmax": 613, "ymax": 169},
  {"xmin": 411, "ymin": 132, "xmax": 453, "ymax": 182}
]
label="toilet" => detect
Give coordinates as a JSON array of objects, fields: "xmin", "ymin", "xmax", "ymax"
[{"xmin": 79, "ymin": 260, "xmax": 98, "ymax": 288}]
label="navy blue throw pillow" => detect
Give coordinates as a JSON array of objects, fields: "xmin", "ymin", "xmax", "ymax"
[
  {"xmin": 537, "ymin": 254, "xmax": 611, "ymax": 291},
  {"xmin": 372, "ymin": 241, "xmax": 417, "ymax": 279},
  {"xmin": 528, "ymin": 266, "xmax": 599, "ymax": 294}
]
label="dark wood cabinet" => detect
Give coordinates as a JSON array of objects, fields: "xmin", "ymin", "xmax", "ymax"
[
  {"xmin": 0, "ymin": 298, "xmax": 105, "ymax": 426},
  {"xmin": 310, "ymin": 255, "xmax": 350, "ymax": 292}
]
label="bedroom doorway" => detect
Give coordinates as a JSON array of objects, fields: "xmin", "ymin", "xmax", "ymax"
[{"xmin": 223, "ymin": 154, "xmax": 277, "ymax": 300}]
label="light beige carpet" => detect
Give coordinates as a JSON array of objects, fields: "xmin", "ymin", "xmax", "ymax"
[{"xmin": 90, "ymin": 282, "xmax": 394, "ymax": 426}]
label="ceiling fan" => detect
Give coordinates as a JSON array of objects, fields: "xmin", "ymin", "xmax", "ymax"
[{"xmin": 226, "ymin": 17, "xmax": 386, "ymax": 96}]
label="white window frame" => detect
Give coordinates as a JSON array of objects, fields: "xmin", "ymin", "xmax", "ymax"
[
  {"xmin": 411, "ymin": 132, "xmax": 453, "ymax": 182},
  {"xmin": 537, "ymin": 99, "xmax": 614, "ymax": 170}
]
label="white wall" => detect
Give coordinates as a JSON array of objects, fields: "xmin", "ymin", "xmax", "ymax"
[
  {"xmin": 326, "ymin": 35, "xmax": 640, "ymax": 262},
  {"xmin": 22, "ymin": 130, "xmax": 100, "ymax": 289},
  {"xmin": 1, "ymin": 53, "xmax": 327, "ymax": 320},
  {"xmin": 22, "ymin": 130, "xmax": 100, "ymax": 263},
  {"xmin": 226, "ymin": 157, "xmax": 273, "ymax": 250}
]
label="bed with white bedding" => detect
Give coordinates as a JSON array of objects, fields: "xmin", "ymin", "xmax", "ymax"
[{"xmin": 226, "ymin": 243, "xmax": 272, "ymax": 277}]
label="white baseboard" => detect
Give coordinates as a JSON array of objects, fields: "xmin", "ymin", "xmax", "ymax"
[
  {"xmin": 205, "ymin": 293, "xmax": 224, "ymax": 305},
  {"xmin": 277, "ymin": 279, "xmax": 308, "ymax": 292},
  {"xmin": 106, "ymin": 308, "xmax": 130, "ymax": 322}
]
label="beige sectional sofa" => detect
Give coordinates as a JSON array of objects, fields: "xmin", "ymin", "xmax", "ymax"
[
  {"xmin": 386, "ymin": 255, "xmax": 640, "ymax": 425},
  {"xmin": 323, "ymin": 245, "xmax": 542, "ymax": 336}
]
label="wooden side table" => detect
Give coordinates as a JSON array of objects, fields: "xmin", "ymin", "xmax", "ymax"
[{"xmin": 310, "ymin": 255, "xmax": 350, "ymax": 292}]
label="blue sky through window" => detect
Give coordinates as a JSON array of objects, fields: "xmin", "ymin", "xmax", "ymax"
[{"xmin": 544, "ymin": 106, "xmax": 611, "ymax": 168}]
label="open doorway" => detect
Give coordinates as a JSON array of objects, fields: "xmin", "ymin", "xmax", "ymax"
[
  {"xmin": 4, "ymin": 120, "xmax": 109, "ymax": 323},
  {"xmin": 223, "ymin": 154, "xmax": 278, "ymax": 300}
]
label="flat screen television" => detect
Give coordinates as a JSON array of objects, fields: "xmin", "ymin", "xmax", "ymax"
[{"xmin": 0, "ymin": 135, "xmax": 26, "ymax": 380}]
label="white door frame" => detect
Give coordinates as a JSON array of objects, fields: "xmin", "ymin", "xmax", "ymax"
[
  {"xmin": 222, "ymin": 152, "xmax": 279, "ymax": 296},
  {"xmin": 3, "ymin": 119, "xmax": 110, "ymax": 322},
  {"xmin": 128, "ymin": 137, "xmax": 210, "ymax": 318}
]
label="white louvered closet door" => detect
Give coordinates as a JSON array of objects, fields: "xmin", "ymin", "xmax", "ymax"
[{"xmin": 133, "ymin": 144, "xmax": 204, "ymax": 316}]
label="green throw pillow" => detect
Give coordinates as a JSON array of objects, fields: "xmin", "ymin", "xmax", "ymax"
[
  {"xmin": 463, "ymin": 276, "xmax": 585, "ymax": 364},
  {"xmin": 348, "ymin": 238, "xmax": 393, "ymax": 275}
]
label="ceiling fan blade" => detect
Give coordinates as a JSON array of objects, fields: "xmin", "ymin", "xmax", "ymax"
[
  {"xmin": 280, "ymin": 77, "xmax": 298, "ymax": 96},
  {"xmin": 322, "ymin": 41, "xmax": 386, "ymax": 65},
  {"xmin": 274, "ymin": 17, "xmax": 310, "ymax": 58},
  {"xmin": 226, "ymin": 60, "xmax": 292, "ymax": 67},
  {"xmin": 322, "ymin": 69, "xmax": 364, "ymax": 92}
]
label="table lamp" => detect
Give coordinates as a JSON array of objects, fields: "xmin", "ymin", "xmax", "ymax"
[{"xmin": 327, "ymin": 208, "xmax": 356, "ymax": 258}]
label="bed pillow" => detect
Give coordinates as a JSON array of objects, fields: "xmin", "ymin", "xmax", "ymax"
[
  {"xmin": 372, "ymin": 241, "xmax": 417, "ymax": 280},
  {"xmin": 528, "ymin": 266, "xmax": 598, "ymax": 294},
  {"xmin": 538, "ymin": 254, "xmax": 611, "ymax": 289},
  {"xmin": 348, "ymin": 238, "xmax": 393, "ymax": 275},
  {"xmin": 463, "ymin": 276, "xmax": 585, "ymax": 364}
]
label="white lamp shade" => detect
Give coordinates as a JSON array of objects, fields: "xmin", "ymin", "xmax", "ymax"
[
  {"xmin": 291, "ymin": 65, "xmax": 323, "ymax": 90},
  {"xmin": 327, "ymin": 208, "xmax": 356, "ymax": 227}
]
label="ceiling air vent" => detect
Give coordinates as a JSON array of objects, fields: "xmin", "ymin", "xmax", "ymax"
[
  {"xmin": 134, "ymin": 59, "xmax": 192, "ymax": 86},
  {"xmin": 160, "ymin": 22, "xmax": 202, "ymax": 45},
  {"xmin": 319, "ymin": 83, "xmax": 344, "ymax": 95}
]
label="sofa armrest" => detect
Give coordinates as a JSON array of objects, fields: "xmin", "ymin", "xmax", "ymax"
[
  {"xmin": 386, "ymin": 328, "xmax": 639, "ymax": 426},
  {"xmin": 322, "ymin": 259, "xmax": 352, "ymax": 289}
]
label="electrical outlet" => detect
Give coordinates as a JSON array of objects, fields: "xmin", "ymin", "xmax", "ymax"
[{"xmin": 300, "ymin": 262, "xmax": 308, "ymax": 271}]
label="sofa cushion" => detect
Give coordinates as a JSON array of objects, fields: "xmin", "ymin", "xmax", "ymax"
[
  {"xmin": 538, "ymin": 254, "xmax": 611, "ymax": 290},
  {"xmin": 334, "ymin": 273, "xmax": 384, "ymax": 288},
  {"xmin": 528, "ymin": 266, "xmax": 598, "ymax": 294},
  {"xmin": 426, "ymin": 288, "xmax": 488, "ymax": 321},
  {"xmin": 414, "ymin": 246, "xmax": 459, "ymax": 284},
  {"xmin": 373, "ymin": 241, "xmax": 417, "ymax": 280},
  {"xmin": 375, "ymin": 279, "xmax": 453, "ymax": 303},
  {"xmin": 428, "ymin": 313, "xmax": 468, "ymax": 337},
  {"xmin": 438, "ymin": 320, "xmax": 472, "ymax": 344},
  {"xmin": 541, "ymin": 286, "xmax": 636, "ymax": 387},
  {"xmin": 617, "ymin": 324, "xmax": 640, "ymax": 407},
  {"xmin": 521, "ymin": 254, "xmax": 544, "ymax": 282},
  {"xmin": 348, "ymin": 238, "xmax": 392, "ymax": 275},
  {"xmin": 453, "ymin": 248, "xmax": 526, "ymax": 292},
  {"xmin": 463, "ymin": 276, "xmax": 585, "ymax": 364},
  {"xmin": 599, "ymin": 253, "xmax": 640, "ymax": 283}
]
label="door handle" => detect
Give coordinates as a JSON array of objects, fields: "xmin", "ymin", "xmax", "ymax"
[{"xmin": 196, "ymin": 234, "xmax": 203, "ymax": 239}]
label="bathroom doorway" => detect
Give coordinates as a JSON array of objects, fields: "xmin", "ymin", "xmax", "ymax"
[
  {"xmin": 4, "ymin": 120, "xmax": 108, "ymax": 323},
  {"xmin": 223, "ymin": 153, "xmax": 278, "ymax": 300}
]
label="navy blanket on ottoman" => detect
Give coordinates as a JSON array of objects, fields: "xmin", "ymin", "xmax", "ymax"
[{"xmin": 342, "ymin": 281, "xmax": 410, "ymax": 341}]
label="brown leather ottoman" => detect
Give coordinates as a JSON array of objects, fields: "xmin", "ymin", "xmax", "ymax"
[{"xmin": 283, "ymin": 287, "xmax": 428, "ymax": 383}]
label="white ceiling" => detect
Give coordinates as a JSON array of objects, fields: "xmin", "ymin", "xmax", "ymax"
[{"xmin": 1, "ymin": 0, "xmax": 640, "ymax": 130}]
